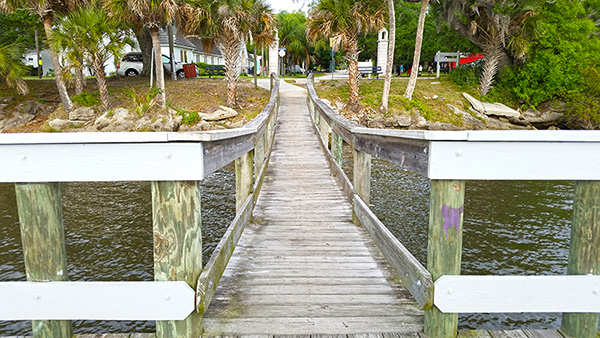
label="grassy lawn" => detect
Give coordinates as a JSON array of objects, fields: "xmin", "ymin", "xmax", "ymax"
[{"xmin": 313, "ymin": 75, "xmax": 482, "ymax": 126}]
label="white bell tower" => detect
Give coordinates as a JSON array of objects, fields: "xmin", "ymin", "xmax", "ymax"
[{"xmin": 377, "ymin": 28, "xmax": 389, "ymax": 74}]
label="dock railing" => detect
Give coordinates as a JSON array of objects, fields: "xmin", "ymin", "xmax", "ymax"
[
  {"xmin": 0, "ymin": 74, "xmax": 280, "ymax": 337},
  {"xmin": 306, "ymin": 73, "xmax": 600, "ymax": 338}
]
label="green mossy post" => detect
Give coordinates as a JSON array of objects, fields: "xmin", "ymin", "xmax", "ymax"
[
  {"xmin": 15, "ymin": 182, "xmax": 72, "ymax": 338},
  {"xmin": 152, "ymin": 181, "xmax": 203, "ymax": 338},
  {"xmin": 236, "ymin": 151, "xmax": 254, "ymax": 212},
  {"xmin": 332, "ymin": 131, "xmax": 343, "ymax": 166},
  {"xmin": 425, "ymin": 180, "xmax": 466, "ymax": 338},
  {"xmin": 353, "ymin": 150, "xmax": 371, "ymax": 224},
  {"xmin": 561, "ymin": 181, "xmax": 600, "ymax": 338}
]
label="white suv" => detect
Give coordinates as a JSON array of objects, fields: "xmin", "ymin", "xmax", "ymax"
[{"xmin": 116, "ymin": 52, "xmax": 186, "ymax": 78}]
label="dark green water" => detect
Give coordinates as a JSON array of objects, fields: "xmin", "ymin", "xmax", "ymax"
[{"xmin": 0, "ymin": 153, "xmax": 588, "ymax": 334}]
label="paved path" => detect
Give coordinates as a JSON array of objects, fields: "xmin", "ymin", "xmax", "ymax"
[{"xmin": 202, "ymin": 80, "xmax": 423, "ymax": 335}]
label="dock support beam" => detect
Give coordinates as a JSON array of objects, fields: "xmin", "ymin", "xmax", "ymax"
[
  {"xmin": 15, "ymin": 182, "xmax": 72, "ymax": 338},
  {"xmin": 236, "ymin": 151, "xmax": 254, "ymax": 212},
  {"xmin": 353, "ymin": 150, "xmax": 371, "ymax": 224},
  {"xmin": 152, "ymin": 181, "xmax": 203, "ymax": 338},
  {"xmin": 425, "ymin": 180, "xmax": 465, "ymax": 338},
  {"xmin": 561, "ymin": 181, "xmax": 600, "ymax": 338}
]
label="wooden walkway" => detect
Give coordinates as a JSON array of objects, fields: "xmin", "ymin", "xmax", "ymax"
[{"xmin": 202, "ymin": 81, "xmax": 423, "ymax": 335}]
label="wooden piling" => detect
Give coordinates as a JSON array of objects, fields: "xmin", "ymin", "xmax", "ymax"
[
  {"xmin": 254, "ymin": 132, "xmax": 265, "ymax": 181},
  {"xmin": 353, "ymin": 150, "xmax": 371, "ymax": 224},
  {"xmin": 152, "ymin": 181, "xmax": 203, "ymax": 338},
  {"xmin": 425, "ymin": 180, "xmax": 466, "ymax": 338},
  {"xmin": 332, "ymin": 131, "xmax": 343, "ymax": 166},
  {"xmin": 561, "ymin": 181, "xmax": 600, "ymax": 338},
  {"xmin": 236, "ymin": 151, "xmax": 254, "ymax": 212},
  {"xmin": 15, "ymin": 182, "xmax": 72, "ymax": 338}
]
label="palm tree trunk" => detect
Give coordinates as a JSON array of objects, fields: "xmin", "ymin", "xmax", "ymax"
[
  {"xmin": 149, "ymin": 27, "xmax": 166, "ymax": 107},
  {"xmin": 381, "ymin": 0, "xmax": 396, "ymax": 113},
  {"xmin": 404, "ymin": 0, "xmax": 429, "ymax": 101},
  {"xmin": 43, "ymin": 16, "xmax": 73, "ymax": 111},
  {"xmin": 480, "ymin": 41, "xmax": 503, "ymax": 95},
  {"xmin": 222, "ymin": 36, "xmax": 241, "ymax": 107},
  {"xmin": 135, "ymin": 28, "xmax": 153, "ymax": 77},
  {"xmin": 74, "ymin": 56, "xmax": 85, "ymax": 95},
  {"xmin": 93, "ymin": 60, "xmax": 110, "ymax": 112},
  {"xmin": 347, "ymin": 37, "xmax": 360, "ymax": 112}
]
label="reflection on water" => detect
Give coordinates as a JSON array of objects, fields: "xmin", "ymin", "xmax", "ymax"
[{"xmin": 0, "ymin": 165, "xmax": 234, "ymax": 335}]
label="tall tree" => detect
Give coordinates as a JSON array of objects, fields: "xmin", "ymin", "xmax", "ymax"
[
  {"xmin": 307, "ymin": 0, "xmax": 386, "ymax": 113},
  {"xmin": 433, "ymin": 0, "xmax": 538, "ymax": 95},
  {"xmin": 0, "ymin": 42, "xmax": 28, "ymax": 94},
  {"xmin": 404, "ymin": 0, "xmax": 428, "ymax": 101},
  {"xmin": 380, "ymin": 0, "xmax": 395, "ymax": 112},
  {"xmin": 278, "ymin": 11, "xmax": 312, "ymax": 73},
  {"xmin": 106, "ymin": 0, "xmax": 181, "ymax": 107},
  {"xmin": 52, "ymin": 6, "xmax": 135, "ymax": 111},
  {"xmin": 183, "ymin": 0, "xmax": 275, "ymax": 107},
  {"xmin": 1, "ymin": 0, "xmax": 81, "ymax": 111}
]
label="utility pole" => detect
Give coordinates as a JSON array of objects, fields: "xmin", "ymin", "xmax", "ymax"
[
  {"xmin": 168, "ymin": 25, "xmax": 176, "ymax": 80},
  {"xmin": 35, "ymin": 30, "xmax": 41, "ymax": 78}
]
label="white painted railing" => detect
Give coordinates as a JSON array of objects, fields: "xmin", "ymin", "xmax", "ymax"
[
  {"xmin": 0, "ymin": 74, "xmax": 280, "ymax": 337},
  {"xmin": 306, "ymin": 73, "xmax": 600, "ymax": 338}
]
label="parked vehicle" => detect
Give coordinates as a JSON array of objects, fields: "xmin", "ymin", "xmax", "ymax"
[{"xmin": 116, "ymin": 52, "xmax": 185, "ymax": 78}]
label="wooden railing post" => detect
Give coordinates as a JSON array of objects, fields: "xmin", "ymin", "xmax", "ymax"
[
  {"xmin": 320, "ymin": 118, "xmax": 330, "ymax": 146},
  {"xmin": 332, "ymin": 131, "xmax": 343, "ymax": 166},
  {"xmin": 152, "ymin": 181, "xmax": 203, "ymax": 337},
  {"xmin": 236, "ymin": 151, "xmax": 254, "ymax": 212},
  {"xmin": 561, "ymin": 181, "xmax": 600, "ymax": 338},
  {"xmin": 353, "ymin": 150, "xmax": 371, "ymax": 224},
  {"xmin": 425, "ymin": 180, "xmax": 466, "ymax": 338},
  {"xmin": 15, "ymin": 182, "xmax": 72, "ymax": 338},
  {"xmin": 254, "ymin": 132, "xmax": 265, "ymax": 182}
]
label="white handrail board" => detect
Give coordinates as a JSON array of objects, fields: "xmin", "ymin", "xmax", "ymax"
[
  {"xmin": 434, "ymin": 275, "xmax": 600, "ymax": 313},
  {"xmin": 0, "ymin": 281, "xmax": 195, "ymax": 320},
  {"xmin": 429, "ymin": 141, "xmax": 600, "ymax": 180},
  {"xmin": 0, "ymin": 142, "xmax": 204, "ymax": 182}
]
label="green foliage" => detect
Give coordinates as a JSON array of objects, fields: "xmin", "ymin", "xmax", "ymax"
[
  {"xmin": 490, "ymin": 0, "xmax": 600, "ymax": 109},
  {"xmin": 72, "ymin": 91, "xmax": 101, "ymax": 107},
  {"xmin": 126, "ymin": 87, "xmax": 163, "ymax": 116},
  {"xmin": 0, "ymin": 10, "xmax": 43, "ymax": 52},
  {"xmin": 449, "ymin": 64, "xmax": 482, "ymax": 88},
  {"xmin": 564, "ymin": 66, "xmax": 600, "ymax": 129},
  {"xmin": 0, "ymin": 42, "xmax": 28, "ymax": 94},
  {"xmin": 175, "ymin": 107, "xmax": 202, "ymax": 126},
  {"xmin": 194, "ymin": 62, "xmax": 208, "ymax": 76}
]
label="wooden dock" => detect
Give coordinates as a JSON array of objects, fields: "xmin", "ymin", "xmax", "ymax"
[{"xmin": 202, "ymin": 81, "xmax": 423, "ymax": 335}]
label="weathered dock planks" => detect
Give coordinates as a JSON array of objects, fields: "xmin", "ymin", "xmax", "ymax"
[{"xmin": 201, "ymin": 81, "xmax": 423, "ymax": 335}]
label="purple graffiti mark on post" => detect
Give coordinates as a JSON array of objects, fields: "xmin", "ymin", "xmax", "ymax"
[{"xmin": 442, "ymin": 205, "xmax": 464, "ymax": 237}]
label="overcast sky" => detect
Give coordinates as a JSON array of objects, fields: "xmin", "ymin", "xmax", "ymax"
[{"xmin": 267, "ymin": 0, "xmax": 308, "ymax": 13}]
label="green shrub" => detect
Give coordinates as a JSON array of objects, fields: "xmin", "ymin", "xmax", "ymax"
[
  {"xmin": 448, "ymin": 64, "xmax": 482, "ymax": 88},
  {"xmin": 174, "ymin": 106, "xmax": 202, "ymax": 125},
  {"xmin": 126, "ymin": 86, "xmax": 162, "ymax": 116},
  {"xmin": 72, "ymin": 91, "xmax": 100, "ymax": 107},
  {"xmin": 194, "ymin": 62, "xmax": 208, "ymax": 76}
]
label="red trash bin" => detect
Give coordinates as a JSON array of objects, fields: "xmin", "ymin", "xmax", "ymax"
[{"xmin": 183, "ymin": 64, "xmax": 197, "ymax": 78}]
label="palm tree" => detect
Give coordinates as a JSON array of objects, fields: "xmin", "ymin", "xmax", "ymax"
[
  {"xmin": 105, "ymin": 0, "xmax": 181, "ymax": 107},
  {"xmin": 52, "ymin": 6, "xmax": 135, "ymax": 111},
  {"xmin": 404, "ymin": 0, "xmax": 429, "ymax": 101},
  {"xmin": 279, "ymin": 11, "xmax": 312, "ymax": 74},
  {"xmin": 307, "ymin": 0, "xmax": 386, "ymax": 113},
  {"xmin": 434, "ymin": 0, "xmax": 538, "ymax": 95},
  {"xmin": 183, "ymin": 0, "xmax": 275, "ymax": 107},
  {"xmin": 0, "ymin": 42, "xmax": 28, "ymax": 94},
  {"xmin": 380, "ymin": 0, "xmax": 395, "ymax": 112},
  {"xmin": 1, "ymin": 0, "xmax": 81, "ymax": 111}
]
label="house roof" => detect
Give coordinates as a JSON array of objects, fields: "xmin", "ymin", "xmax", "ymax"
[
  {"xmin": 159, "ymin": 27, "xmax": 197, "ymax": 50},
  {"xmin": 187, "ymin": 37, "xmax": 222, "ymax": 56}
]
